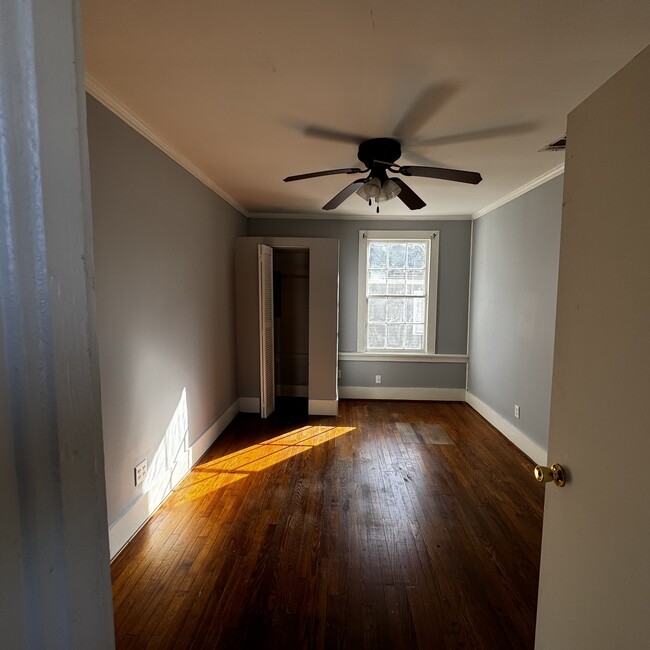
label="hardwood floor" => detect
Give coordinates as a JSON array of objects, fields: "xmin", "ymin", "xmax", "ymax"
[{"xmin": 111, "ymin": 400, "xmax": 544, "ymax": 649}]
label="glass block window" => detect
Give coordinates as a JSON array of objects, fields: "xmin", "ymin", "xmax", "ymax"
[{"xmin": 358, "ymin": 231, "xmax": 439, "ymax": 354}]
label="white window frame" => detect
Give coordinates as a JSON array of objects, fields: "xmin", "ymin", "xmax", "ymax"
[{"xmin": 357, "ymin": 230, "xmax": 439, "ymax": 355}]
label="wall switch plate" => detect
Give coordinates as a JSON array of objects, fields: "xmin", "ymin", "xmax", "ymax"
[
  {"xmin": 337, "ymin": 369, "xmax": 342, "ymax": 379},
  {"xmin": 134, "ymin": 459, "xmax": 147, "ymax": 486},
  {"xmin": 375, "ymin": 375, "xmax": 382, "ymax": 384},
  {"xmin": 514, "ymin": 404, "xmax": 520, "ymax": 419}
]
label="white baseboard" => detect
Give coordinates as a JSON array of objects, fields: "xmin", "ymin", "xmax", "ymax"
[
  {"xmin": 108, "ymin": 398, "xmax": 240, "ymax": 560},
  {"xmin": 108, "ymin": 494, "xmax": 151, "ymax": 562},
  {"xmin": 190, "ymin": 399, "xmax": 240, "ymax": 464},
  {"xmin": 308, "ymin": 399, "xmax": 339, "ymax": 416},
  {"xmin": 339, "ymin": 386, "xmax": 466, "ymax": 401},
  {"xmin": 465, "ymin": 391, "xmax": 548, "ymax": 465},
  {"xmin": 239, "ymin": 396, "xmax": 260, "ymax": 413}
]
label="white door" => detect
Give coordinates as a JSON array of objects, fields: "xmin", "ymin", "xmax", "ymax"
[
  {"xmin": 535, "ymin": 46, "xmax": 650, "ymax": 649},
  {"xmin": 258, "ymin": 244, "xmax": 275, "ymax": 418}
]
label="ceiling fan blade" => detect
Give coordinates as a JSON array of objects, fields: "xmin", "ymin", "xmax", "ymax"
[
  {"xmin": 284, "ymin": 167, "xmax": 364, "ymax": 182},
  {"xmin": 303, "ymin": 125, "xmax": 368, "ymax": 144},
  {"xmin": 322, "ymin": 180, "xmax": 365, "ymax": 210},
  {"xmin": 392, "ymin": 81, "xmax": 459, "ymax": 140},
  {"xmin": 399, "ymin": 165, "xmax": 482, "ymax": 185},
  {"xmin": 409, "ymin": 122, "xmax": 536, "ymax": 148},
  {"xmin": 392, "ymin": 178, "xmax": 426, "ymax": 210}
]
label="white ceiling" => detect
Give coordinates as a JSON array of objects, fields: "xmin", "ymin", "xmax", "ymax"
[{"xmin": 81, "ymin": 1, "xmax": 650, "ymax": 218}]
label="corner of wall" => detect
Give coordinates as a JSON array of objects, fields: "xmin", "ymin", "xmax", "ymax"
[{"xmin": 465, "ymin": 391, "xmax": 548, "ymax": 466}]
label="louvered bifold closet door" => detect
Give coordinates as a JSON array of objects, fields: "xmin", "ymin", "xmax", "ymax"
[{"xmin": 258, "ymin": 244, "xmax": 275, "ymax": 418}]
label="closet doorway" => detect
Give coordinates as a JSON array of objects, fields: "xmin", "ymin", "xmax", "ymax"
[{"xmin": 272, "ymin": 248, "xmax": 309, "ymax": 417}]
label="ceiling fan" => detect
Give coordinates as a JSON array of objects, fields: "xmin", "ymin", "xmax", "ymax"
[{"xmin": 283, "ymin": 137, "xmax": 482, "ymax": 212}]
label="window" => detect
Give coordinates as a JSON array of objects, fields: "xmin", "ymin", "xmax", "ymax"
[{"xmin": 357, "ymin": 230, "xmax": 439, "ymax": 354}]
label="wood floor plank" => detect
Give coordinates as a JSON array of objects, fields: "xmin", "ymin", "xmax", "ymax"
[{"xmin": 111, "ymin": 399, "xmax": 544, "ymax": 649}]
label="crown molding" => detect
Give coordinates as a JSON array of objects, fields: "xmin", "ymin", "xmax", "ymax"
[
  {"xmin": 85, "ymin": 74, "xmax": 563, "ymax": 223},
  {"xmin": 85, "ymin": 74, "xmax": 249, "ymax": 217},
  {"xmin": 247, "ymin": 211, "xmax": 472, "ymax": 221},
  {"xmin": 471, "ymin": 163, "xmax": 565, "ymax": 220}
]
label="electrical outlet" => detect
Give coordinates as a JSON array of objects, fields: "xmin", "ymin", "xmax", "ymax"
[
  {"xmin": 134, "ymin": 459, "xmax": 147, "ymax": 486},
  {"xmin": 514, "ymin": 404, "xmax": 520, "ymax": 419},
  {"xmin": 337, "ymin": 368, "xmax": 342, "ymax": 379},
  {"xmin": 375, "ymin": 375, "xmax": 382, "ymax": 384}
]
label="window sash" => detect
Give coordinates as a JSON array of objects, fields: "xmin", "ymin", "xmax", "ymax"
[{"xmin": 357, "ymin": 231, "xmax": 439, "ymax": 354}]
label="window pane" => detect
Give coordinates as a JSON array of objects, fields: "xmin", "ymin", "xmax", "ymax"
[
  {"xmin": 386, "ymin": 324, "xmax": 404, "ymax": 348},
  {"xmin": 406, "ymin": 269, "xmax": 425, "ymax": 295},
  {"xmin": 405, "ymin": 297, "xmax": 426, "ymax": 323},
  {"xmin": 406, "ymin": 242, "xmax": 426, "ymax": 269},
  {"xmin": 368, "ymin": 298, "xmax": 386, "ymax": 322},
  {"xmin": 404, "ymin": 324, "xmax": 424, "ymax": 349},
  {"xmin": 387, "ymin": 269, "xmax": 406, "ymax": 295},
  {"xmin": 414, "ymin": 298, "xmax": 425, "ymax": 323},
  {"xmin": 388, "ymin": 243, "xmax": 406, "ymax": 268},
  {"xmin": 367, "ymin": 323, "xmax": 386, "ymax": 349},
  {"xmin": 368, "ymin": 242, "xmax": 387, "ymax": 269},
  {"xmin": 367, "ymin": 269, "xmax": 387, "ymax": 295},
  {"xmin": 386, "ymin": 298, "xmax": 405, "ymax": 322}
]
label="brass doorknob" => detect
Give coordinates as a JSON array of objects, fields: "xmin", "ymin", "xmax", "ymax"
[{"xmin": 534, "ymin": 463, "xmax": 566, "ymax": 487}]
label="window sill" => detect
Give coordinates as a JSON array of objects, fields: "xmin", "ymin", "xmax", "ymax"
[{"xmin": 338, "ymin": 352, "xmax": 468, "ymax": 363}]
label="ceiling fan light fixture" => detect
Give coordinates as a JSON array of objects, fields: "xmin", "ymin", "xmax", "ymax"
[
  {"xmin": 356, "ymin": 177, "xmax": 382, "ymax": 201},
  {"xmin": 376, "ymin": 178, "xmax": 401, "ymax": 202}
]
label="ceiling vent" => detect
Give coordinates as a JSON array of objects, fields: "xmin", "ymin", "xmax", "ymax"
[{"xmin": 540, "ymin": 135, "xmax": 566, "ymax": 152}]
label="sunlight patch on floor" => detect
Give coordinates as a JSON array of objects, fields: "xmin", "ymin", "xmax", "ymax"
[{"xmin": 180, "ymin": 424, "xmax": 355, "ymax": 497}]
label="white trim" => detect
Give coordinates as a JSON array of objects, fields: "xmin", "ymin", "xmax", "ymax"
[
  {"xmin": 465, "ymin": 218, "xmax": 475, "ymax": 390},
  {"xmin": 357, "ymin": 230, "xmax": 439, "ymax": 354},
  {"xmin": 339, "ymin": 386, "xmax": 465, "ymax": 401},
  {"xmin": 276, "ymin": 384, "xmax": 309, "ymax": 397},
  {"xmin": 239, "ymin": 397, "xmax": 260, "ymax": 413},
  {"xmin": 190, "ymin": 400, "xmax": 240, "ymax": 464},
  {"xmin": 3, "ymin": 3, "xmax": 115, "ymax": 637},
  {"xmin": 339, "ymin": 352, "xmax": 468, "ymax": 363},
  {"xmin": 308, "ymin": 399, "xmax": 339, "ymax": 416},
  {"xmin": 248, "ymin": 212, "xmax": 471, "ymax": 221},
  {"xmin": 471, "ymin": 164, "xmax": 565, "ymax": 220},
  {"xmin": 84, "ymin": 75, "xmax": 248, "ymax": 217},
  {"xmin": 258, "ymin": 244, "xmax": 275, "ymax": 418},
  {"xmin": 108, "ymin": 399, "xmax": 240, "ymax": 559},
  {"xmin": 465, "ymin": 391, "xmax": 548, "ymax": 466},
  {"xmin": 107, "ymin": 492, "xmax": 152, "ymax": 563}
]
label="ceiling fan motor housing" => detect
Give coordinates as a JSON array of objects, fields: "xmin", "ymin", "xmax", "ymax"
[{"xmin": 357, "ymin": 138, "xmax": 402, "ymax": 168}]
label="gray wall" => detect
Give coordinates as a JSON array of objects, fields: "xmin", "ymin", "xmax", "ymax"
[
  {"xmin": 468, "ymin": 175, "xmax": 563, "ymax": 454},
  {"xmin": 87, "ymin": 97, "xmax": 246, "ymax": 527},
  {"xmin": 248, "ymin": 218, "xmax": 471, "ymax": 389}
]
